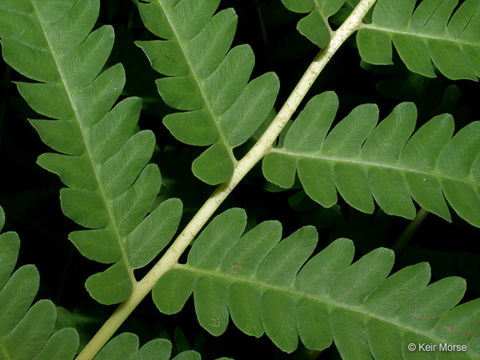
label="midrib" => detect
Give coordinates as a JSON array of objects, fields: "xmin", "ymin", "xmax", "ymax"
[
  {"xmin": 360, "ymin": 23, "xmax": 480, "ymax": 49},
  {"xmin": 176, "ymin": 263, "xmax": 479, "ymax": 358},
  {"xmin": 31, "ymin": 3, "xmax": 136, "ymax": 286},
  {"xmin": 313, "ymin": 0, "xmax": 332, "ymax": 34},
  {"xmin": 0, "ymin": 338, "xmax": 12, "ymax": 360},
  {"xmin": 155, "ymin": 0, "xmax": 238, "ymax": 166},
  {"xmin": 271, "ymin": 148, "xmax": 480, "ymax": 188}
]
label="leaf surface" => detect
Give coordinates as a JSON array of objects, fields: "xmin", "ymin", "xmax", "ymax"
[
  {"xmin": 0, "ymin": 0, "xmax": 182, "ymax": 304},
  {"xmin": 152, "ymin": 208, "xmax": 480, "ymax": 358},
  {"xmin": 281, "ymin": 0, "xmax": 346, "ymax": 47},
  {"xmin": 357, "ymin": 0, "xmax": 480, "ymax": 80},
  {"xmin": 94, "ymin": 333, "xmax": 231, "ymax": 360},
  {"xmin": 263, "ymin": 91, "xmax": 480, "ymax": 227},
  {"xmin": 137, "ymin": 0, "xmax": 280, "ymax": 185},
  {"xmin": 0, "ymin": 206, "xmax": 79, "ymax": 360}
]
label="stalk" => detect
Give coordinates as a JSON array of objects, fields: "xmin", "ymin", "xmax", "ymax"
[{"xmin": 76, "ymin": 1, "xmax": 377, "ymax": 358}]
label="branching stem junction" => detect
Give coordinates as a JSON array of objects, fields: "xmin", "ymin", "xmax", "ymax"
[{"xmin": 76, "ymin": 1, "xmax": 377, "ymax": 358}]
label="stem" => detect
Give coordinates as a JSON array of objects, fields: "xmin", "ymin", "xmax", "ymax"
[
  {"xmin": 392, "ymin": 208, "xmax": 429, "ymax": 254},
  {"xmin": 76, "ymin": 1, "xmax": 376, "ymax": 358}
]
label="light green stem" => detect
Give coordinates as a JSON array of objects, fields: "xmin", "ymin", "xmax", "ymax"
[{"xmin": 76, "ymin": 1, "xmax": 377, "ymax": 358}]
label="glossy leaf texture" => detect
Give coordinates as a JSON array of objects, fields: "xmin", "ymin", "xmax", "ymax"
[
  {"xmin": 0, "ymin": 206, "xmax": 79, "ymax": 360},
  {"xmin": 94, "ymin": 333, "xmax": 232, "ymax": 360},
  {"xmin": 136, "ymin": 0, "xmax": 280, "ymax": 185},
  {"xmin": 0, "ymin": 0, "xmax": 183, "ymax": 304},
  {"xmin": 152, "ymin": 208, "xmax": 480, "ymax": 358},
  {"xmin": 263, "ymin": 91, "xmax": 480, "ymax": 227},
  {"xmin": 281, "ymin": 0, "xmax": 346, "ymax": 47},
  {"xmin": 357, "ymin": 0, "xmax": 480, "ymax": 80}
]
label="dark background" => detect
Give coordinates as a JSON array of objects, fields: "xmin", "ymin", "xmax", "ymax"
[{"xmin": 0, "ymin": 0, "xmax": 479, "ymax": 358}]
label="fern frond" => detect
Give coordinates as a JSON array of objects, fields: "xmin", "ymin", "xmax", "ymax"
[
  {"xmin": 152, "ymin": 208, "xmax": 480, "ymax": 357},
  {"xmin": 0, "ymin": 0, "xmax": 182, "ymax": 304},
  {"xmin": 94, "ymin": 333, "xmax": 231, "ymax": 360},
  {"xmin": 280, "ymin": 0, "xmax": 346, "ymax": 47},
  {"xmin": 136, "ymin": 0, "xmax": 280, "ymax": 185},
  {"xmin": 357, "ymin": 0, "xmax": 480, "ymax": 80},
  {"xmin": 262, "ymin": 91, "xmax": 480, "ymax": 227},
  {"xmin": 0, "ymin": 206, "xmax": 79, "ymax": 360}
]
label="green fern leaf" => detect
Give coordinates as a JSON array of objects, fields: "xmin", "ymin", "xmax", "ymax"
[
  {"xmin": 0, "ymin": 206, "xmax": 79, "ymax": 360},
  {"xmin": 262, "ymin": 91, "xmax": 480, "ymax": 227},
  {"xmin": 136, "ymin": 0, "xmax": 280, "ymax": 185},
  {"xmin": 281, "ymin": 0, "xmax": 346, "ymax": 47},
  {"xmin": 357, "ymin": 0, "xmax": 480, "ymax": 80},
  {"xmin": 94, "ymin": 333, "xmax": 232, "ymax": 360},
  {"xmin": 0, "ymin": 0, "xmax": 182, "ymax": 304},
  {"xmin": 152, "ymin": 208, "xmax": 480, "ymax": 357}
]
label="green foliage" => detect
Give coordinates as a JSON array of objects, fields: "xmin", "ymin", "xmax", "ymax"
[
  {"xmin": 263, "ymin": 91, "xmax": 480, "ymax": 227},
  {"xmin": 0, "ymin": 0, "xmax": 183, "ymax": 305},
  {"xmin": 95, "ymin": 333, "xmax": 232, "ymax": 360},
  {"xmin": 2, "ymin": 0, "xmax": 480, "ymax": 359},
  {"xmin": 0, "ymin": 206, "xmax": 79, "ymax": 360},
  {"xmin": 280, "ymin": 0, "xmax": 346, "ymax": 47},
  {"xmin": 357, "ymin": 0, "xmax": 480, "ymax": 80},
  {"xmin": 136, "ymin": 0, "xmax": 280, "ymax": 185},
  {"xmin": 152, "ymin": 208, "xmax": 479, "ymax": 357}
]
